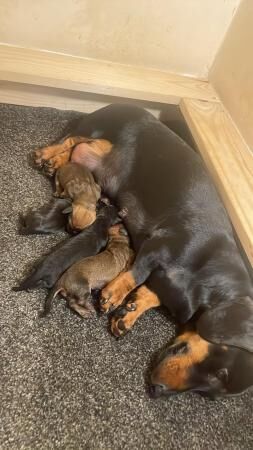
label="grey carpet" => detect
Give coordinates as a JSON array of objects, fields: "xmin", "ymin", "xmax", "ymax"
[{"xmin": 0, "ymin": 103, "xmax": 252, "ymax": 450}]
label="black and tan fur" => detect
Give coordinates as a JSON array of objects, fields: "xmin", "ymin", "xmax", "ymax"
[{"xmin": 33, "ymin": 104, "xmax": 253, "ymax": 398}]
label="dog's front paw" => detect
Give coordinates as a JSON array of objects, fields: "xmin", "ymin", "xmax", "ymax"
[{"xmin": 110, "ymin": 302, "xmax": 137, "ymax": 337}]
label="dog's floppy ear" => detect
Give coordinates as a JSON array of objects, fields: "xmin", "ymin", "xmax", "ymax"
[{"xmin": 197, "ymin": 297, "xmax": 253, "ymax": 352}]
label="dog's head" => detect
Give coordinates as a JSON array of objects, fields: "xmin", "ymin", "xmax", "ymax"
[{"xmin": 150, "ymin": 297, "xmax": 253, "ymax": 399}]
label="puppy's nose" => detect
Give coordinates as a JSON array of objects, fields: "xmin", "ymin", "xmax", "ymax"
[
  {"xmin": 149, "ymin": 382, "xmax": 180, "ymax": 398},
  {"xmin": 149, "ymin": 384, "xmax": 168, "ymax": 398}
]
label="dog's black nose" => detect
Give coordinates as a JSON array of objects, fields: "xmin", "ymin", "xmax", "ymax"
[{"xmin": 149, "ymin": 384, "xmax": 167, "ymax": 398}]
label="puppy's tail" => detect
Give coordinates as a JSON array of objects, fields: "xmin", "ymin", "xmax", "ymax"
[{"xmin": 39, "ymin": 286, "xmax": 62, "ymax": 318}]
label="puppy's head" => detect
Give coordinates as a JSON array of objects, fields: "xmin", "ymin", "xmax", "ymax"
[
  {"xmin": 67, "ymin": 204, "xmax": 96, "ymax": 232},
  {"xmin": 18, "ymin": 211, "xmax": 38, "ymax": 235},
  {"xmin": 150, "ymin": 297, "xmax": 253, "ymax": 399}
]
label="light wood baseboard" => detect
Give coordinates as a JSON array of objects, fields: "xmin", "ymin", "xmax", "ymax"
[
  {"xmin": 180, "ymin": 98, "xmax": 253, "ymax": 266},
  {"xmin": 0, "ymin": 44, "xmax": 217, "ymax": 105},
  {"xmin": 0, "ymin": 81, "xmax": 163, "ymax": 117}
]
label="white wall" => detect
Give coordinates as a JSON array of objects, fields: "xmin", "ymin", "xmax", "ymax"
[{"xmin": 0, "ymin": 0, "xmax": 240, "ymax": 79}]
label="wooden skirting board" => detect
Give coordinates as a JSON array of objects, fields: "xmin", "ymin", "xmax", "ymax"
[
  {"xmin": 0, "ymin": 44, "xmax": 252, "ymax": 266},
  {"xmin": 0, "ymin": 81, "xmax": 164, "ymax": 117},
  {"xmin": 0, "ymin": 45, "xmax": 217, "ymax": 105},
  {"xmin": 180, "ymin": 99, "xmax": 253, "ymax": 266}
]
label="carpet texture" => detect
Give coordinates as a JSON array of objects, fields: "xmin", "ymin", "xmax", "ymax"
[{"xmin": 0, "ymin": 103, "xmax": 252, "ymax": 450}]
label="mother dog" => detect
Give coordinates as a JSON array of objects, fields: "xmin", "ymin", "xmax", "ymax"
[{"xmin": 35, "ymin": 104, "xmax": 253, "ymax": 399}]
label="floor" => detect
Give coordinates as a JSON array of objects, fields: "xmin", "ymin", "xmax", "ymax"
[{"xmin": 0, "ymin": 103, "xmax": 252, "ymax": 450}]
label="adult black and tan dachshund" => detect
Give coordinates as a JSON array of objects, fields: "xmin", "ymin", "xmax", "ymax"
[{"xmin": 34, "ymin": 104, "xmax": 253, "ymax": 399}]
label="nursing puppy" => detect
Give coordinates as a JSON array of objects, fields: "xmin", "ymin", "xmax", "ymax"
[
  {"xmin": 42, "ymin": 224, "xmax": 134, "ymax": 317},
  {"xmin": 19, "ymin": 198, "xmax": 71, "ymax": 235},
  {"xmin": 54, "ymin": 162, "xmax": 101, "ymax": 231},
  {"xmin": 13, "ymin": 203, "xmax": 119, "ymax": 292}
]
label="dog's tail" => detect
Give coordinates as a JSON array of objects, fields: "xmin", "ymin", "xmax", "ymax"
[{"xmin": 39, "ymin": 286, "xmax": 62, "ymax": 318}]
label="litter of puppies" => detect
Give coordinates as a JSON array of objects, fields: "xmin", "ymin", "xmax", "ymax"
[{"xmin": 14, "ymin": 140, "xmax": 134, "ymax": 319}]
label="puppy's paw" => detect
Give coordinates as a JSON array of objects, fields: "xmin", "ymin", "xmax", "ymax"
[{"xmin": 118, "ymin": 207, "xmax": 128, "ymax": 218}]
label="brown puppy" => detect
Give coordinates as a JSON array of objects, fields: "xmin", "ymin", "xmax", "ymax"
[
  {"xmin": 42, "ymin": 224, "xmax": 134, "ymax": 318},
  {"xmin": 54, "ymin": 162, "xmax": 101, "ymax": 231}
]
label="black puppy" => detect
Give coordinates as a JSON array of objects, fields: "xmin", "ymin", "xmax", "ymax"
[
  {"xmin": 19, "ymin": 198, "xmax": 71, "ymax": 235},
  {"xmin": 13, "ymin": 203, "xmax": 118, "ymax": 291}
]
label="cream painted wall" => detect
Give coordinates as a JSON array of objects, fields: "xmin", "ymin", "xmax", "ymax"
[
  {"xmin": 0, "ymin": 0, "xmax": 240, "ymax": 79},
  {"xmin": 210, "ymin": 0, "xmax": 253, "ymax": 150}
]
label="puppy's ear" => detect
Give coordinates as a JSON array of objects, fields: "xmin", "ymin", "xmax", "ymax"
[
  {"xmin": 197, "ymin": 297, "xmax": 253, "ymax": 352},
  {"xmin": 62, "ymin": 205, "xmax": 73, "ymax": 214}
]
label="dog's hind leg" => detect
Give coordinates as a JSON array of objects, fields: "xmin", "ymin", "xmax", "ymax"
[{"xmin": 111, "ymin": 285, "xmax": 161, "ymax": 337}]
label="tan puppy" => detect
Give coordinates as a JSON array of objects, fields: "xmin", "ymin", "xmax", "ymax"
[
  {"xmin": 43, "ymin": 224, "xmax": 134, "ymax": 318},
  {"xmin": 54, "ymin": 162, "xmax": 101, "ymax": 231}
]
